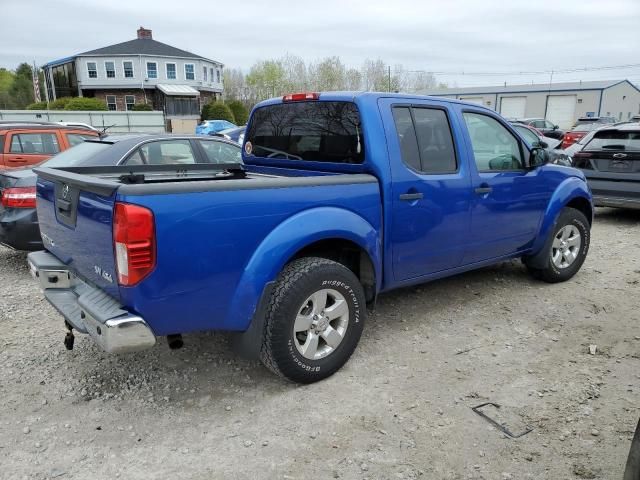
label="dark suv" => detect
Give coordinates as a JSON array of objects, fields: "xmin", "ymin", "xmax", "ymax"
[
  {"xmin": 517, "ymin": 118, "xmax": 565, "ymax": 140},
  {"xmin": 572, "ymin": 122, "xmax": 640, "ymax": 209}
]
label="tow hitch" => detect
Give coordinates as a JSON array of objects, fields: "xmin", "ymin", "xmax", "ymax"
[{"xmin": 64, "ymin": 322, "xmax": 75, "ymax": 350}]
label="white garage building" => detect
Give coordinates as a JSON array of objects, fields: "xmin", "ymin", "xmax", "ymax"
[{"xmin": 423, "ymin": 79, "xmax": 640, "ymax": 129}]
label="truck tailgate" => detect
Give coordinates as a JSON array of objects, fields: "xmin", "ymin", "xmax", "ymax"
[{"xmin": 35, "ymin": 169, "xmax": 121, "ymax": 299}]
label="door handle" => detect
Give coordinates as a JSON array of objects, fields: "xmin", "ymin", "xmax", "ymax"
[
  {"xmin": 399, "ymin": 192, "xmax": 424, "ymax": 201},
  {"xmin": 57, "ymin": 199, "xmax": 71, "ymax": 212},
  {"xmin": 474, "ymin": 185, "xmax": 493, "ymax": 195}
]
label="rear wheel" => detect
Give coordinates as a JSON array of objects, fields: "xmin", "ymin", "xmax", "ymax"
[
  {"xmin": 526, "ymin": 207, "xmax": 590, "ymax": 283},
  {"xmin": 260, "ymin": 257, "xmax": 366, "ymax": 384}
]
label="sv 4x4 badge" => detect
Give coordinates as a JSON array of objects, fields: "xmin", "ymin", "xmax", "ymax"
[{"xmin": 94, "ymin": 265, "xmax": 113, "ymax": 283}]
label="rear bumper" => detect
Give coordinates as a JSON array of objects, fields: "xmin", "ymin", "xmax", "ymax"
[
  {"xmin": 27, "ymin": 251, "xmax": 156, "ymax": 354},
  {"xmin": 0, "ymin": 207, "xmax": 43, "ymax": 251},
  {"xmin": 584, "ymin": 174, "xmax": 640, "ymax": 210},
  {"xmin": 593, "ymin": 195, "xmax": 640, "ymax": 209}
]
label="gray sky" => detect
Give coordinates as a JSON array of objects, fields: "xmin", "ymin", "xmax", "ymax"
[{"xmin": 2, "ymin": 0, "xmax": 639, "ymax": 87}]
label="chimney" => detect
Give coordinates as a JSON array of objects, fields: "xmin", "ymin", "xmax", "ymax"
[{"xmin": 137, "ymin": 27, "xmax": 152, "ymax": 39}]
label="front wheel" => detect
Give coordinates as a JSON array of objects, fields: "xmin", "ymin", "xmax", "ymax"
[
  {"xmin": 526, "ymin": 207, "xmax": 590, "ymax": 283},
  {"xmin": 260, "ymin": 257, "xmax": 366, "ymax": 383}
]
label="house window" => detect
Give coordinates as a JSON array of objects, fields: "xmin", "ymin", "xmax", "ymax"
[
  {"xmin": 123, "ymin": 61, "xmax": 134, "ymax": 78},
  {"xmin": 203, "ymin": 66, "xmax": 207, "ymax": 82},
  {"xmin": 185, "ymin": 64, "xmax": 195, "ymax": 80},
  {"xmin": 217, "ymin": 69, "xmax": 221, "ymax": 83},
  {"xmin": 147, "ymin": 62, "xmax": 157, "ymax": 79},
  {"xmin": 105, "ymin": 61, "xmax": 116, "ymax": 78},
  {"xmin": 87, "ymin": 62, "xmax": 97, "ymax": 79},
  {"xmin": 166, "ymin": 63, "xmax": 176, "ymax": 80},
  {"xmin": 106, "ymin": 95, "xmax": 117, "ymax": 111},
  {"xmin": 210, "ymin": 67, "xmax": 214, "ymax": 83},
  {"xmin": 125, "ymin": 95, "xmax": 135, "ymax": 111}
]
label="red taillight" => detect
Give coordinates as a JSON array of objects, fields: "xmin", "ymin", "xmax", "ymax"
[
  {"xmin": 562, "ymin": 133, "xmax": 583, "ymax": 149},
  {"xmin": 113, "ymin": 202, "xmax": 155, "ymax": 286},
  {"xmin": 1, "ymin": 186, "xmax": 36, "ymax": 208},
  {"xmin": 283, "ymin": 92, "xmax": 319, "ymax": 102}
]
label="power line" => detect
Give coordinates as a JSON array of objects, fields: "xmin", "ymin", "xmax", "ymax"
[{"xmin": 403, "ymin": 63, "xmax": 640, "ymax": 77}]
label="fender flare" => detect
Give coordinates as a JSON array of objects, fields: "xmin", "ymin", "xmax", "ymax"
[
  {"xmin": 227, "ymin": 206, "xmax": 382, "ymax": 334},
  {"xmin": 526, "ymin": 177, "xmax": 592, "ymax": 268}
]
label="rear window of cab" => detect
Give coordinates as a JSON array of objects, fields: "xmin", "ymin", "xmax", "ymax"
[{"xmin": 245, "ymin": 101, "xmax": 364, "ymax": 164}]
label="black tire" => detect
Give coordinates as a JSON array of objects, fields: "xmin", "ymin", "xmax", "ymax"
[
  {"xmin": 260, "ymin": 257, "xmax": 366, "ymax": 384},
  {"xmin": 526, "ymin": 207, "xmax": 590, "ymax": 283}
]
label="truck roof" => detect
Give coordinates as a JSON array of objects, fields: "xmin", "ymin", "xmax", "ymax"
[{"xmin": 253, "ymin": 91, "xmax": 496, "ymax": 113}]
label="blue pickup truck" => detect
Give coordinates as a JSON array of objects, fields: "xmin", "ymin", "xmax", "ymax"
[{"xmin": 28, "ymin": 92, "xmax": 593, "ymax": 384}]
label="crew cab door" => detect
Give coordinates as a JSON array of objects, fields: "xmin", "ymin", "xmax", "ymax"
[
  {"xmin": 4, "ymin": 130, "xmax": 60, "ymax": 168},
  {"xmin": 379, "ymin": 98, "xmax": 473, "ymax": 281},
  {"xmin": 460, "ymin": 109, "xmax": 549, "ymax": 263}
]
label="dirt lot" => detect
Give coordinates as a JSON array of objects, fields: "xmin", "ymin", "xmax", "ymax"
[{"xmin": 1, "ymin": 208, "xmax": 639, "ymax": 480}]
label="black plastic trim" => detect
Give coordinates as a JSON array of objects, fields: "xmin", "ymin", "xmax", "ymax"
[
  {"xmin": 231, "ymin": 281, "xmax": 276, "ymax": 360},
  {"xmin": 118, "ymin": 173, "xmax": 378, "ymax": 195},
  {"xmin": 34, "ymin": 167, "xmax": 120, "ymax": 196}
]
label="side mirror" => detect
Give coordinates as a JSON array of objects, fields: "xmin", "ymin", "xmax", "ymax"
[
  {"xmin": 528, "ymin": 147, "xmax": 549, "ymax": 168},
  {"xmin": 553, "ymin": 125, "xmax": 559, "ymax": 130}
]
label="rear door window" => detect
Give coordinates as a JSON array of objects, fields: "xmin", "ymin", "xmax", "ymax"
[
  {"xmin": 246, "ymin": 101, "xmax": 364, "ymax": 164},
  {"xmin": 198, "ymin": 140, "xmax": 242, "ymax": 164},
  {"xmin": 392, "ymin": 106, "xmax": 457, "ymax": 173},
  {"xmin": 9, "ymin": 132, "xmax": 60, "ymax": 154},
  {"xmin": 137, "ymin": 140, "xmax": 197, "ymax": 164}
]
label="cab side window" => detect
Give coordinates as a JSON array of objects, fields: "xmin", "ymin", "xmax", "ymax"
[
  {"xmin": 463, "ymin": 112, "xmax": 523, "ymax": 171},
  {"xmin": 392, "ymin": 106, "xmax": 457, "ymax": 174}
]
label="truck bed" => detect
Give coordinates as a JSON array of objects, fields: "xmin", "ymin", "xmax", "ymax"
[{"xmin": 33, "ymin": 163, "xmax": 381, "ymax": 336}]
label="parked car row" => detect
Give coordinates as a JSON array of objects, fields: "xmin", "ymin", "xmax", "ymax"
[
  {"xmin": 0, "ymin": 128, "xmax": 242, "ymax": 251},
  {"xmin": 509, "ymin": 122, "xmax": 572, "ymax": 166},
  {"xmin": 571, "ymin": 122, "xmax": 640, "ymax": 209}
]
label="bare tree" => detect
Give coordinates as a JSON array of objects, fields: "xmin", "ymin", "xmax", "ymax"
[{"xmin": 227, "ymin": 56, "xmax": 444, "ymax": 103}]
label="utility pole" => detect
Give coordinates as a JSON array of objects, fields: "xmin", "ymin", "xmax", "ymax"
[{"xmin": 545, "ymin": 69, "xmax": 554, "ymax": 120}]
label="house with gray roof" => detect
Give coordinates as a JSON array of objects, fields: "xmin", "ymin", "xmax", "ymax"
[
  {"xmin": 422, "ymin": 79, "xmax": 640, "ymax": 129},
  {"xmin": 42, "ymin": 27, "xmax": 223, "ymax": 119}
]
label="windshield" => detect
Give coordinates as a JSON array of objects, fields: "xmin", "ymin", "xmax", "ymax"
[
  {"xmin": 41, "ymin": 142, "xmax": 111, "ymax": 167},
  {"xmin": 514, "ymin": 125, "xmax": 540, "ymax": 145},
  {"xmin": 572, "ymin": 122, "xmax": 601, "ymax": 132},
  {"xmin": 246, "ymin": 101, "xmax": 364, "ymax": 164},
  {"xmin": 584, "ymin": 130, "xmax": 640, "ymax": 150}
]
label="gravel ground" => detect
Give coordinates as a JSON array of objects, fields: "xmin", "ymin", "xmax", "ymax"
[{"xmin": 1, "ymin": 208, "xmax": 639, "ymax": 480}]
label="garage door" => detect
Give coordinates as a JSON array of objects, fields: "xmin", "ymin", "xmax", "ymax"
[
  {"xmin": 460, "ymin": 97, "xmax": 484, "ymax": 106},
  {"xmin": 546, "ymin": 95, "xmax": 576, "ymax": 129},
  {"xmin": 500, "ymin": 96, "xmax": 526, "ymax": 119}
]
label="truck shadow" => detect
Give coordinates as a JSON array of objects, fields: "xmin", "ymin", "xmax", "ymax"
[
  {"xmin": 594, "ymin": 207, "xmax": 640, "ymax": 226},
  {"xmin": 69, "ymin": 258, "xmax": 548, "ymax": 409}
]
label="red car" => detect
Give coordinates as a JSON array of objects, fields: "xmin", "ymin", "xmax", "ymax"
[
  {"xmin": 562, "ymin": 117, "xmax": 616, "ymax": 149},
  {"xmin": 0, "ymin": 121, "xmax": 98, "ymax": 169}
]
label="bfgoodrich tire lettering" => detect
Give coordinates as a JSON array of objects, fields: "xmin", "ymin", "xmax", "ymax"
[
  {"xmin": 260, "ymin": 257, "xmax": 366, "ymax": 384},
  {"xmin": 527, "ymin": 207, "xmax": 590, "ymax": 283}
]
